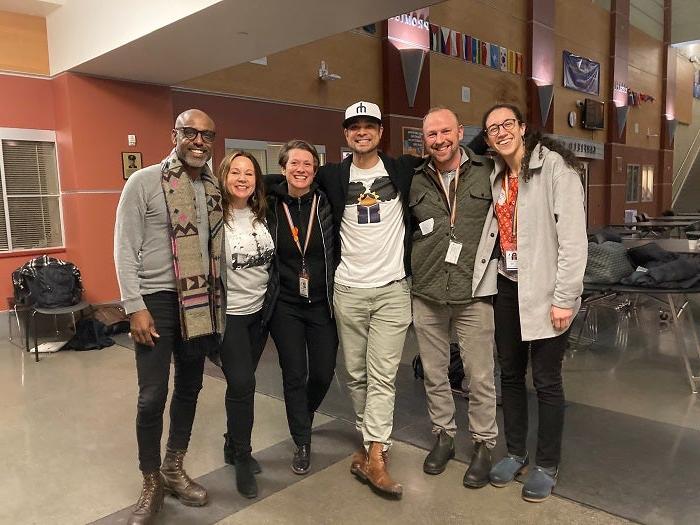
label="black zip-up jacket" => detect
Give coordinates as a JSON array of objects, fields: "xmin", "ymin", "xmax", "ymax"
[
  {"xmin": 262, "ymin": 181, "xmax": 334, "ymax": 325},
  {"xmin": 315, "ymin": 152, "xmax": 422, "ymax": 275}
]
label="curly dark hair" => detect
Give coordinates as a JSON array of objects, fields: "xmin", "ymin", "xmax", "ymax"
[
  {"xmin": 217, "ymin": 151, "xmax": 267, "ymax": 224},
  {"xmin": 481, "ymin": 103, "xmax": 582, "ymax": 182}
]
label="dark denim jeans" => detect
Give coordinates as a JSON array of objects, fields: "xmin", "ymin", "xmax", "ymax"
[
  {"xmin": 494, "ymin": 275, "xmax": 568, "ymax": 468},
  {"xmin": 269, "ymin": 299, "xmax": 338, "ymax": 446},
  {"xmin": 219, "ymin": 311, "xmax": 267, "ymax": 457},
  {"xmin": 135, "ymin": 291, "xmax": 206, "ymax": 472}
]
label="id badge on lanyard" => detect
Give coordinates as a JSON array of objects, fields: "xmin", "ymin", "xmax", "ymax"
[
  {"xmin": 441, "ymin": 170, "xmax": 462, "ymax": 265},
  {"xmin": 299, "ymin": 266, "xmax": 310, "ymax": 298},
  {"xmin": 283, "ymin": 195, "xmax": 317, "ymax": 299}
]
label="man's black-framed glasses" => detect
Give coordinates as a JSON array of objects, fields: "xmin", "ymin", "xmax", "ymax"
[
  {"xmin": 176, "ymin": 127, "xmax": 216, "ymax": 143},
  {"xmin": 485, "ymin": 118, "xmax": 517, "ymax": 137}
]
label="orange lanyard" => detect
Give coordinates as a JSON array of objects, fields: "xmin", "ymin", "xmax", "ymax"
[{"xmin": 282, "ymin": 194, "xmax": 317, "ymax": 262}]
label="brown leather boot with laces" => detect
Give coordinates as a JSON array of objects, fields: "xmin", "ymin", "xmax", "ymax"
[
  {"xmin": 365, "ymin": 442, "xmax": 403, "ymax": 497},
  {"xmin": 127, "ymin": 471, "xmax": 164, "ymax": 525},
  {"xmin": 161, "ymin": 448, "xmax": 208, "ymax": 506},
  {"xmin": 350, "ymin": 447, "xmax": 368, "ymax": 480}
]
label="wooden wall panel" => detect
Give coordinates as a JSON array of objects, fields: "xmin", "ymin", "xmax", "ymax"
[
  {"xmin": 178, "ymin": 32, "xmax": 382, "ymax": 111},
  {"xmin": 553, "ymin": 35, "xmax": 608, "ymax": 141},
  {"xmin": 428, "ymin": 0, "xmax": 527, "ymax": 126},
  {"xmin": 675, "ymin": 53, "xmax": 694, "ymax": 125},
  {"xmin": 626, "ymin": 27, "xmax": 663, "ymax": 149},
  {"xmin": 0, "ymin": 11, "xmax": 49, "ymax": 75},
  {"xmin": 430, "ymin": 54, "xmax": 526, "ymax": 126},
  {"xmin": 429, "ymin": 0, "xmax": 527, "ymax": 51},
  {"xmin": 552, "ymin": 0, "xmax": 609, "ymax": 140}
]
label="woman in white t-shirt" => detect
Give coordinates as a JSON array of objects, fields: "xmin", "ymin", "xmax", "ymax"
[{"xmin": 216, "ymin": 151, "xmax": 274, "ymax": 500}]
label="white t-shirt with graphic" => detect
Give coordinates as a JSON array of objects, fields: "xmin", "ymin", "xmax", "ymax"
[
  {"xmin": 224, "ymin": 207, "xmax": 274, "ymax": 315},
  {"xmin": 335, "ymin": 158, "xmax": 405, "ymax": 288}
]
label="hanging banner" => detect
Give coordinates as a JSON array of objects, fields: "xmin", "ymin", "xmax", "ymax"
[
  {"xmin": 388, "ymin": 9, "xmax": 430, "ymax": 50},
  {"xmin": 563, "ymin": 50, "xmax": 600, "ymax": 96}
]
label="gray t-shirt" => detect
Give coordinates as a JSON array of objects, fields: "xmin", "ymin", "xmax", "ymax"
[{"xmin": 114, "ymin": 164, "xmax": 210, "ymax": 314}]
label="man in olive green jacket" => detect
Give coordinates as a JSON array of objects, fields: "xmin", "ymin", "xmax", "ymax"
[{"xmin": 410, "ymin": 107, "xmax": 499, "ymax": 489}]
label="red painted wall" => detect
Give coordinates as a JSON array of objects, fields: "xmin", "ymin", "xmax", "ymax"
[
  {"xmin": 0, "ymin": 73, "xmax": 174, "ymax": 309},
  {"xmin": 0, "ymin": 74, "xmax": 56, "ymax": 308},
  {"xmin": 171, "ymin": 90, "xmax": 348, "ymax": 169}
]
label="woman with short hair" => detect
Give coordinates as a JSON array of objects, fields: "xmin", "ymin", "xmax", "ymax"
[{"xmin": 266, "ymin": 139, "xmax": 337, "ymax": 475}]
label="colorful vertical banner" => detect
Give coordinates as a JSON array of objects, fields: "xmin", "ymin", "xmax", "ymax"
[
  {"xmin": 440, "ymin": 26, "xmax": 451, "ymax": 54},
  {"xmin": 515, "ymin": 52, "xmax": 523, "ymax": 75},
  {"xmin": 508, "ymin": 50, "xmax": 515, "ymax": 73},
  {"xmin": 480, "ymin": 41, "xmax": 488, "ymax": 65},
  {"xmin": 465, "ymin": 35, "xmax": 473, "ymax": 62},
  {"xmin": 500, "ymin": 47, "xmax": 508, "ymax": 71},
  {"xmin": 429, "ymin": 24, "xmax": 441, "ymax": 52},
  {"xmin": 472, "ymin": 37, "xmax": 480, "ymax": 63},
  {"xmin": 455, "ymin": 32, "xmax": 463, "ymax": 58},
  {"xmin": 489, "ymin": 43, "xmax": 500, "ymax": 69}
]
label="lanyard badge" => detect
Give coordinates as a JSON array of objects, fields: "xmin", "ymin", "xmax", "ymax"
[
  {"xmin": 439, "ymin": 169, "xmax": 462, "ymax": 265},
  {"xmin": 282, "ymin": 195, "xmax": 318, "ymax": 298}
]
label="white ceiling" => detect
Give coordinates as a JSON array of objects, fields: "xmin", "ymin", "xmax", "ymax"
[
  {"xmin": 49, "ymin": 0, "xmax": 438, "ymax": 85},
  {"xmin": 0, "ymin": 0, "xmax": 62, "ymax": 17}
]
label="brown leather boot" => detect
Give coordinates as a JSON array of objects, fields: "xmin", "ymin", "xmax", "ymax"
[
  {"xmin": 350, "ymin": 447, "xmax": 368, "ymax": 480},
  {"xmin": 127, "ymin": 471, "xmax": 164, "ymax": 525},
  {"xmin": 161, "ymin": 448, "xmax": 208, "ymax": 506},
  {"xmin": 365, "ymin": 442, "xmax": 403, "ymax": 497}
]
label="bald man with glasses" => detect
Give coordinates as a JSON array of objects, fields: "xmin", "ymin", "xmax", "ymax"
[{"xmin": 115, "ymin": 109, "xmax": 222, "ymax": 525}]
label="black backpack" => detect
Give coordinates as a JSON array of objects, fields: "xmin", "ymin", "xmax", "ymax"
[
  {"xmin": 12, "ymin": 255, "xmax": 83, "ymax": 308},
  {"xmin": 412, "ymin": 343, "xmax": 466, "ymax": 391}
]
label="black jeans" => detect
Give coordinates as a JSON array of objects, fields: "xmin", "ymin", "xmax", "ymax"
[
  {"xmin": 269, "ymin": 299, "xmax": 338, "ymax": 446},
  {"xmin": 135, "ymin": 292, "xmax": 206, "ymax": 472},
  {"xmin": 220, "ymin": 311, "xmax": 267, "ymax": 457},
  {"xmin": 494, "ymin": 275, "xmax": 568, "ymax": 468}
]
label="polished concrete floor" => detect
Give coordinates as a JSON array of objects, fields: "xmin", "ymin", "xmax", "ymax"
[{"xmin": 3, "ymin": 295, "xmax": 700, "ymax": 524}]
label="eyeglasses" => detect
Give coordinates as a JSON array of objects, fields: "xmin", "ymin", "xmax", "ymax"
[
  {"xmin": 176, "ymin": 127, "xmax": 216, "ymax": 143},
  {"xmin": 484, "ymin": 118, "xmax": 517, "ymax": 137}
]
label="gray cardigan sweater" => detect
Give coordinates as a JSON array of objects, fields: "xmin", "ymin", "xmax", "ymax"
[
  {"xmin": 491, "ymin": 144, "xmax": 588, "ymax": 341},
  {"xmin": 114, "ymin": 164, "xmax": 210, "ymax": 314}
]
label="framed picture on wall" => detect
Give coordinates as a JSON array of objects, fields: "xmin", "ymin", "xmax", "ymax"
[
  {"xmin": 122, "ymin": 152, "xmax": 142, "ymax": 180},
  {"xmin": 402, "ymin": 126, "xmax": 424, "ymax": 156}
]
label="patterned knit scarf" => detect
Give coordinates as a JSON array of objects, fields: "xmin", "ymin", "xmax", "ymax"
[{"xmin": 160, "ymin": 150, "xmax": 224, "ymax": 341}]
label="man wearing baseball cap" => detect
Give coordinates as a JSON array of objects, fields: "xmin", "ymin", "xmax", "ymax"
[{"xmin": 314, "ymin": 101, "xmax": 419, "ymax": 497}]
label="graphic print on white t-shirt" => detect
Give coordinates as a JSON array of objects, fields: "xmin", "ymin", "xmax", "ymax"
[
  {"xmin": 224, "ymin": 207, "xmax": 274, "ymax": 315},
  {"xmin": 335, "ymin": 159, "xmax": 405, "ymax": 288},
  {"xmin": 346, "ymin": 176, "xmax": 398, "ymax": 224}
]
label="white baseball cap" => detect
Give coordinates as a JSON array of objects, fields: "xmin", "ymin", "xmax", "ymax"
[{"xmin": 343, "ymin": 101, "xmax": 382, "ymax": 128}]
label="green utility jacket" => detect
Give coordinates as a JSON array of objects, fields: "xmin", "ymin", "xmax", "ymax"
[{"xmin": 409, "ymin": 147, "xmax": 498, "ymax": 304}]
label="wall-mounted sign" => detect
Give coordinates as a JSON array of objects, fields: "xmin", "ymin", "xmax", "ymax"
[
  {"xmin": 388, "ymin": 8, "xmax": 429, "ymax": 50},
  {"xmin": 402, "ymin": 127, "xmax": 424, "ymax": 156},
  {"xmin": 547, "ymin": 135, "xmax": 604, "ymax": 160}
]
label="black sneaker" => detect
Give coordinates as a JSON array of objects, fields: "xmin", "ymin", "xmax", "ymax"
[{"xmin": 292, "ymin": 444, "xmax": 311, "ymax": 475}]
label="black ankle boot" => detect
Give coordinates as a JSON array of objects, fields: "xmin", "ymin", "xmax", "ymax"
[
  {"xmin": 423, "ymin": 430, "xmax": 455, "ymax": 475},
  {"xmin": 463, "ymin": 441, "xmax": 492, "ymax": 488},
  {"xmin": 291, "ymin": 444, "xmax": 311, "ymax": 475},
  {"xmin": 234, "ymin": 454, "xmax": 258, "ymax": 499},
  {"xmin": 224, "ymin": 434, "xmax": 261, "ymax": 474}
]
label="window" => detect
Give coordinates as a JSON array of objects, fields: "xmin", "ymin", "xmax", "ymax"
[
  {"xmin": 625, "ymin": 164, "xmax": 640, "ymax": 203},
  {"xmin": 0, "ymin": 129, "xmax": 63, "ymax": 252},
  {"xmin": 641, "ymin": 165, "xmax": 654, "ymax": 202},
  {"xmin": 224, "ymin": 139, "xmax": 326, "ymax": 175}
]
